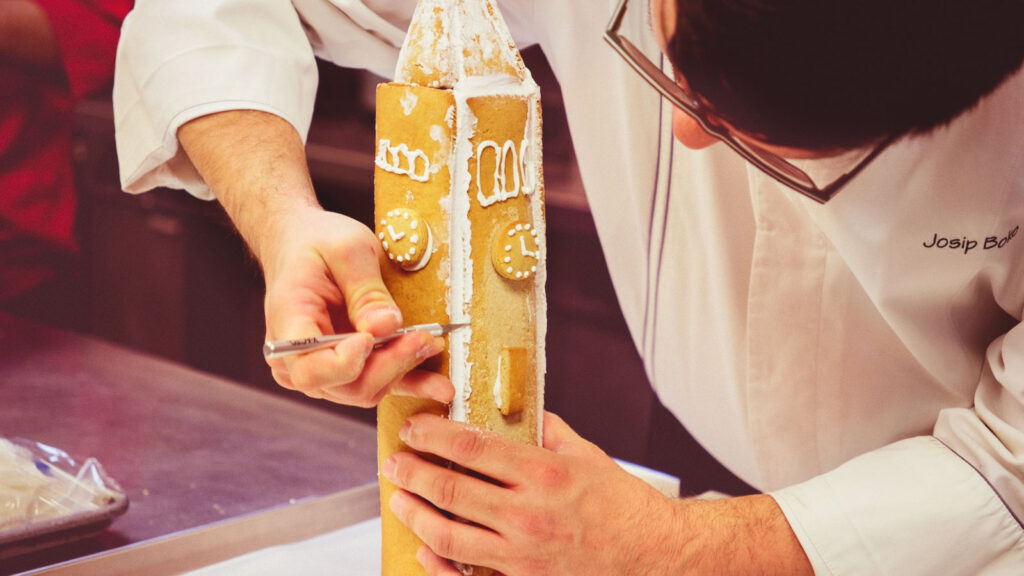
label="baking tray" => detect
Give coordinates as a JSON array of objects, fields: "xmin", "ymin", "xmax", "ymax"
[
  {"xmin": 0, "ymin": 439, "xmax": 129, "ymax": 561},
  {"xmin": 19, "ymin": 483, "xmax": 379, "ymax": 576},
  {"xmin": 0, "ymin": 493, "xmax": 128, "ymax": 560}
]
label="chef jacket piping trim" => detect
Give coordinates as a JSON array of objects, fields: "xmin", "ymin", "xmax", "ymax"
[
  {"xmin": 649, "ymin": 117, "xmax": 673, "ymax": 373},
  {"xmin": 641, "ymin": 52, "xmax": 675, "ymax": 372},
  {"xmin": 933, "ymin": 435, "xmax": 1024, "ymax": 530},
  {"xmin": 640, "ymin": 55, "xmax": 664, "ymax": 359}
]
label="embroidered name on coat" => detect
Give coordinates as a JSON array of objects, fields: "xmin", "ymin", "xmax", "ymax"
[{"xmin": 922, "ymin": 224, "xmax": 1019, "ymax": 254}]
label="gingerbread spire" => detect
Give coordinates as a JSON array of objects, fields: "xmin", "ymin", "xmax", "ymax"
[{"xmin": 395, "ymin": 0, "xmax": 528, "ymax": 87}]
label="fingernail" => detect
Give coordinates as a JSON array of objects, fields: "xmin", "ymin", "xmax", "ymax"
[
  {"xmin": 427, "ymin": 379, "xmax": 455, "ymax": 404},
  {"xmin": 416, "ymin": 546, "xmax": 430, "ymax": 567},
  {"xmin": 389, "ymin": 490, "xmax": 409, "ymax": 518},
  {"xmin": 429, "ymin": 387, "xmax": 453, "ymax": 404},
  {"xmin": 399, "ymin": 420, "xmax": 412, "ymax": 443},
  {"xmin": 360, "ymin": 306, "xmax": 402, "ymax": 331},
  {"xmin": 416, "ymin": 336, "xmax": 445, "ymax": 361},
  {"xmin": 360, "ymin": 334, "xmax": 375, "ymax": 358},
  {"xmin": 381, "ymin": 456, "xmax": 396, "ymax": 481}
]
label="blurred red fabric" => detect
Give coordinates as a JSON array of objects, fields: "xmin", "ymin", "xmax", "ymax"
[{"xmin": 0, "ymin": 0, "xmax": 132, "ymax": 300}]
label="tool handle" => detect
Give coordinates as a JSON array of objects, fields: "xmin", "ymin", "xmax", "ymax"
[
  {"xmin": 262, "ymin": 333, "xmax": 355, "ymax": 359},
  {"xmin": 262, "ymin": 322, "xmax": 452, "ymax": 359}
]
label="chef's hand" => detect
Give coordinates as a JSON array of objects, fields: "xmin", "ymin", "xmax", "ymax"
[
  {"xmin": 382, "ymin": 412, "xmax": 813, "ymax": 576},
  {"xmin": 178, "ymin": 110, "xmax": 454, "ymax": 407},
  {"xmin": 258, "ymin": 204, "xmax": 454, "ymax": 406}
]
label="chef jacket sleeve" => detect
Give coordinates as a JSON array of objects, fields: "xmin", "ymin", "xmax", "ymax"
[
  {"xmin": 772, "ymin": 320, "xmax": 1024, "ymax": 575},
  {"xmin": 113, "ymin": 0, "xmax": 407, "ymax": 199}
]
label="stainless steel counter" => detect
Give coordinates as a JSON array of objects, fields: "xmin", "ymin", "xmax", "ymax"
[{"xmin": 0, "ymin": 313, "xmax": 379, "ymax": 574}]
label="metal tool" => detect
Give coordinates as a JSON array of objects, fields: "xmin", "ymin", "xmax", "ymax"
[{"xmin": 262, "ymin": 322, "xmax": 468, "ymax": 359}]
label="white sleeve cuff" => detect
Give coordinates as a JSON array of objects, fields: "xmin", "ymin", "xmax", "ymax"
[{"xmin": 771, "ymin": 436, "xmax": 1024, "ymax": 575}]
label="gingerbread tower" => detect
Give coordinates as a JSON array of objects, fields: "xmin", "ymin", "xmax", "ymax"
[{"xmin": 373, "ymin": 0, "xmax": 546, "ymax": 574}]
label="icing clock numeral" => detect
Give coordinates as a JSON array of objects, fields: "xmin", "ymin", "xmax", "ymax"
[
  {"xmin": 491, "ymin": 220, "xmax": 540, "ymax": 280},
  {"xmin": 519, "ymin": 235, "xmax": 538, "ymax": 259},
  {"xmin": 386, "ymin": 225, "xmax": 405, "ymax": 241},
  {"xmin": 378, "ymin": 208, "xmax": 433, "ymax": 271}
]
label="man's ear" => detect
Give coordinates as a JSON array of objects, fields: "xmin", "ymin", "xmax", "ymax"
[{"xmin": 672, "ymin": 107, "xmax": 718, "ymax": 150}]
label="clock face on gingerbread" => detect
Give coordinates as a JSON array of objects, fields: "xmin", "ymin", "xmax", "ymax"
[
  {"xmin": 492, "ymin": 220, "xmax": 539, "ymax": 280},
  {"xmin": 378, "ymin": 208, "xmax": 433, "ymax": 271}
]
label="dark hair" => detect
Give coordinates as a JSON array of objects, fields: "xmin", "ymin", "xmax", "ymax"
[{"xmin": 668, "ymin": 0, "xmax": 1024, "ymax": 150}]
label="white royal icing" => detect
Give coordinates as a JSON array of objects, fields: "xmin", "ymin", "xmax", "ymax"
[{"xmin": 376, "ymin": 139, "xmax": 431, "ymax": 182}]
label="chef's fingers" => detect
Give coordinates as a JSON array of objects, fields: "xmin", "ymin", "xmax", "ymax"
[
  {"xmin": 320, "ymin": 368, "xmax": 451, "ymax": 408},
  {"xmin": 382, "ymin": 450, "xmax": 505, "ymax": 531},
  {"xmin": 263, "ymin": 253, "xmax": 346, "ymax": 345},
  {"xmin": 315, "ymin": 333, "xmax": 449, "ymax": 406},
  {"xmin": 262, "ymin": 268, "xmax": 369, "ymax": 394},
  {"xmin": 399, "ymin": 413, "xmax": 533, "ymax": 485},
  {"xmin": 272, "ymin": 333, "xmax": 374, "ymax": 397},
  {"xmin": 385, "ymin": 366, "xmax": 456, "ymax": 404},
  {"xmin": 389, "ymin": 489, "xmax": 506, "ymax": 571},
  {"xmin": 359, "ymin": 332, "xmax": 450, "ymax": 400},
  {"xmin": 319, "ymin": 226, "xmax": 403, "ymax": 338}
]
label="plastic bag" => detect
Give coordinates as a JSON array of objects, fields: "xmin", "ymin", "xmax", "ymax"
[{"xmin": 0, "ymin": 437, "xmax": 125, "ymax": 531}]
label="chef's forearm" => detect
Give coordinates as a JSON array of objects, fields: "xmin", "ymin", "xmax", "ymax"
[
  {"xmin": 177, "ymin": 109, "xmax": 321, "ymax": 265},
  {"xmin": 673, "ymin": 494, "xmax": 813, "ymax": 575}
]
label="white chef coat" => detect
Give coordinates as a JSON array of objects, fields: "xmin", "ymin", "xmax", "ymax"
[{"xmin": 114, "ymin": 0, "xmax": 1024, "ymax": 573}]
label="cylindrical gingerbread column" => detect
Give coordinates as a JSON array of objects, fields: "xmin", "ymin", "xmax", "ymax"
[{"xmin": 373, "ymin": 1, "xmax": 547, "ymax": 574}]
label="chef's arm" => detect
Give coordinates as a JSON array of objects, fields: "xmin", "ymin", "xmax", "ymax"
[
  {"xmin": 667, "ymin": 494, "xmax": 813, "ymax": 574},
  {"xmin": 114, "ymin": 0, "xmax": 320, "ymax": 199},
  {"xmin": 175, "ymin": 109, "xmax": 451, "ymax": 406},
  {"xmin": 115, "ymin": 0, "xmax": 453, "ymax": 405},
  {"xmin": 113, "ymin": 0, "xmax": 404, "ymax": 198},
  {"xmin": 771, "ymin": 320, "xmax": 1024, "ymax": 574},
  {"xmin": 385, "ymin": 410, "xmax": 813, "ymax": 574},
  {"xmin": 177, "ymin": 111, "xmax": 318, "ymax": 267}
]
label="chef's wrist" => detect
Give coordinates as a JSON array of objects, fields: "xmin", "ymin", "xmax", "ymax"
[
  {"xmin": 669, "ymin": 494, "xmax": 813, "ymax": 575},
  {"xmin": 243, "ymin": 200, "xmax": 321, "ymax": 273},
  {"xmin": 177, "ymin": 109, "xmax": 322, "ymax": 266}
]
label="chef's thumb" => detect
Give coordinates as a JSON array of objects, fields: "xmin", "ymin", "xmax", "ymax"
[
  {"xmin": 327, "ymin": 241, "xmax": 403, "ymax": 338},
  {"xmin": 542, "ymin": 412, "xmax": 593, "ymax": 456}
]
